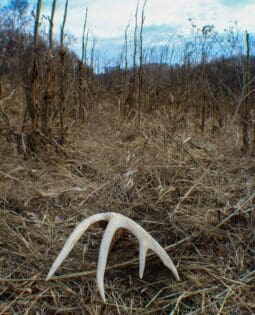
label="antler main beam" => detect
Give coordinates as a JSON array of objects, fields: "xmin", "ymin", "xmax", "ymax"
[{"xmin": 47, "ymin": 212, "xmax": 180, "ymax": 302}]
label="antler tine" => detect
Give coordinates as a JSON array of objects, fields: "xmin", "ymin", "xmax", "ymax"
[
  {"xmin": 96, "ymin": 213, "xmax": 180, "ymax": 301},
  {"xmin": 46, "ymin": 213, "xmax": 110, "ymax": 280},
  {"xmin": 138, "ymin": 240, "xmax": 148, "ymax": 279},
  {"xmin": 97, "ymin": 217, "xmax": 121, "ymax": 302},
  {"xmin": 117, "ymin": 214, "xmax": 180, "ymax": 281}
]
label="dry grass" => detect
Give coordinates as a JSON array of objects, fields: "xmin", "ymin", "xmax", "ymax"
[{"xmin": 0, "ymin": 106, "xmax": 254, "ymax": 314}]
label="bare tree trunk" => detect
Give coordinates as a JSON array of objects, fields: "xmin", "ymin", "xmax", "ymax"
[
  {"xmin": 76, "ymin": 7, "xmax": 88, "ymax": 121},
  {"xmin": 137, "ymin": 0, "xmax": 147, "ymax": 128},
  {"xmin": 252, "ymin": 117, "xmax": 255, "ymax": 156},
  {"xmin": 241, "ymin": 31, "xmax": 251, "ymax": 153},
  {"xmin": 124, "ymin": 23, "xmax": 129, "ymax": 83},
  {"xmin": 24, "ymin": 0, "xmax": 42, "ymax": 151},
  {"xmin": 125, "ymin": 2, "xmax": 139, "ymax": 118},
  {"xmin": 41, "ymin": 0, "xmax": 57, "ymax": 135},
  {"xmin": 59, "ymin": 0, "xmax": 68, "ymax": 143}
]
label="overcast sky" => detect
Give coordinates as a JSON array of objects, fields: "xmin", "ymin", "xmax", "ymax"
[
  {"xmin": 36, "ymin": 0, "xmax": 255, "ymax": 36},
  {"xmin": 2, "ymin": 0, "xmax": 255, "ymax": 64}
]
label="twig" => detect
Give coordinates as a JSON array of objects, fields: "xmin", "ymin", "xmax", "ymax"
[{"xmin": 171, "ymin": 162, "xmax": 213, "ymax": 216}]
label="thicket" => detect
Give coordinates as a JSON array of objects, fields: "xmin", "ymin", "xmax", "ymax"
[{"xmin": 0, "ymin": 0, "xmax": 254, "ymax": 155}]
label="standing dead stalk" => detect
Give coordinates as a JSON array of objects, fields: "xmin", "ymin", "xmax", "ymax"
[
  {"xmin": 58, "ymin": 0, "xmax": 68, "ymax": 143},
  {"xmin": 24, "ymin": 0, "xmax": 42, "ymax": 151},
  {"xmin": 137, "ymin": 0, "xmax": 147, "ymax": 128},
  {"xmin": 241, "ymin": 31, "xmax": 251, "ymax": 153},
  {"xmin": 41, "ymin": 0, "xmax": 57, "ymax": 135},
  {"xmin": 77, "ymin": 7, "xmax": 88, "ymax": 121}
]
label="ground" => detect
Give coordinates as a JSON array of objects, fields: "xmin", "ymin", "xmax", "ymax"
[{"xmin": 0, "ymin": 107, "xmax": 254, "ymax": 314}]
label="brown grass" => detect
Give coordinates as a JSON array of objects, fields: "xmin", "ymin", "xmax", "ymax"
[{"xmin": 0, "ymin": 106, "xmax": 254, "ymax": 314}]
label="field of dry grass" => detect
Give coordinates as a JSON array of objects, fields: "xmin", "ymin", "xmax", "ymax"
[{"xmin": 1, "ymin": 104, "xmax": 254, "ymax": 314}]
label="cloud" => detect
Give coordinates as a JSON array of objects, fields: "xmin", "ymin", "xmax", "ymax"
[
  {"xmin": 3, "ymin": 0, "xmax": 255, "ymax": 38},
  {"xmin": 218, "ymin": 0, "xmax": 255, "ymax": 7},
  {"xmin": 2, "ymin": 0, "xmax": 255, "ymax": 63},
  {"xmin": 143, "ymin": 24, "xmax": 178, "ymax": 41},
  {"xmin": 42, "ymin": 0, "xmax": 255, "ymax": 41}
]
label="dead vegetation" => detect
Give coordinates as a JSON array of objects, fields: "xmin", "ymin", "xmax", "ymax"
[{"xmin": 1, "ymin": 107, "xmax": 254, "ymax": 314}]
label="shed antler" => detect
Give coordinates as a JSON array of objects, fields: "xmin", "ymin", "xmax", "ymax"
[{"xmin": 47, "ymin": 212, "xmax": 180, "ymax": 302}]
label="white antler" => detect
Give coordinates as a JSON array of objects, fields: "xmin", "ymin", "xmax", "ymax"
[{"xmin": 46, "ymin": 212, "xmax": 180, "ymax": 302}]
